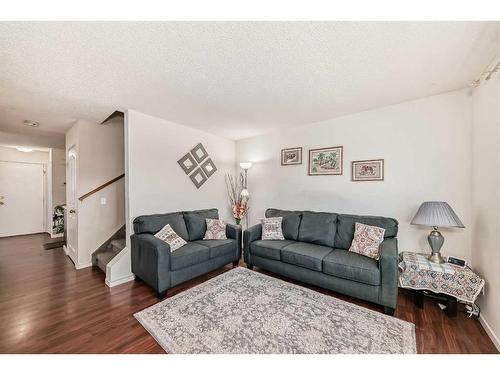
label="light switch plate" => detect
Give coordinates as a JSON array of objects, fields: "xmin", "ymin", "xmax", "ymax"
[{"xmin": 100, "ymin": 197, "xmax": 106, "ymax": 205}]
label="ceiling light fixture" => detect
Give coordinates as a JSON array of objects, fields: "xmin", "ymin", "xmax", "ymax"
[
  {"xmin": 16, "ymin": 147, "xmax": 34, "ymax": 153},
  {"xmin": 23, "ymin": 120, "xmax": 40, "ymax": 127}
]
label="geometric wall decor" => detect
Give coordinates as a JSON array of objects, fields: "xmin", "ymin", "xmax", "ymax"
[
  {"xmin": 177, "ymin": 143, "xmax": 217, "ymax": 189},
  {"xmin": 178, "ymin": 152, "xmax": 198, "ymax": 175},
  {"xmin": 189, "ymin": 167, "xmax": 208, "ymax": 189},
  {"xmin": 200, "ymin": 158, "xmax": 217, "ymax": 178},
  {"xmin": 191, "ymin": 143, "xmax": 209, "ymax": 163}
]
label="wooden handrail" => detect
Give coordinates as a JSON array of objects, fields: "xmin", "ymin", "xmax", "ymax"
[{"xmin": 78, "ymin": 174, "xmax": 125, "ymax": 201}]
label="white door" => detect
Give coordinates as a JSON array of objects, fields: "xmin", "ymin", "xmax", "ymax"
[
  {"xmin": 66, "ymin": 147, "xmax": 78, "ymax": 263},
  {"xmin": 0, "ymin": 161, "xmax": 45, "ymax": 237}
]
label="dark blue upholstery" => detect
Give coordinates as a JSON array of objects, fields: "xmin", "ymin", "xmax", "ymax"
[
  {"xmin": 244, "ymin": 209, "xmax": 399, "ymax": 312},
  {"xmin": 131, "ymin": 209, "xmax": 242, "ymax": 297}
]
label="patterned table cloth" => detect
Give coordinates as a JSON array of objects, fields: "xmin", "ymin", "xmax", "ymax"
[{"xmin": 398, "ymin": 252, "xmax": 485, "ymax": 304}]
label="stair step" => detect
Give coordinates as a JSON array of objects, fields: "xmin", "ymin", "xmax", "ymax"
[
  {"xmin": 95, "ymin": 247, "xmax": 121, "ymax": 272},
  {"xmin": 110, "ymin": 238, "xmax": 126, "ymax": 251}
]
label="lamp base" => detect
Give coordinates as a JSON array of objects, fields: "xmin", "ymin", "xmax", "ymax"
[{"xmin": 428, "ymin": 252, "xmax": 446, "ymax": 264}]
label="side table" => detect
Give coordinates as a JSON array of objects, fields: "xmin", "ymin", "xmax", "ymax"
[{"xmin": 399, "ymin": 252, "xmax": 485, "ymax": 317}]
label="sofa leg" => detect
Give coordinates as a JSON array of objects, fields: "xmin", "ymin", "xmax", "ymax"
[
  {"xmin": 232, "ymin": 260, "xmax": 239, "ymax": 267},
  {"xmin": 383, "ymin": 306, "xmax": 395, "ymax": 316},
  {"xmin": 247, "ymin": 264, "xmax": 254, "ymax": 270},
  {"xmin": 156, "ymin": 290, "xmax": 168, "ymax": 300}
]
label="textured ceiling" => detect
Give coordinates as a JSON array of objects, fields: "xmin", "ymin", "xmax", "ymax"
[{"xmin": 1, "ymin": 22, "xmax": 500, "ymax": 140}]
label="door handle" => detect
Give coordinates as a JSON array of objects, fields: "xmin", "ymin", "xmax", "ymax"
[
  {"xmin": 69, "ymin": 209, "xmax": 76, "ymax": 213},
  {"xmin": 0, "ymin": 196, "xmax": 4, "ymax": 205}
]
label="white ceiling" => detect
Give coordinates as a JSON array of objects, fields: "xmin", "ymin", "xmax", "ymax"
[{"xmin": 1, "ymin": 22, "xmax": 500, "ymax": 140}]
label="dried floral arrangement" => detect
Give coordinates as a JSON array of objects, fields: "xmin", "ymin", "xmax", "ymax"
[{"xmin": 225, "ymin": 173, "xmax": 249, "ymax": 225}]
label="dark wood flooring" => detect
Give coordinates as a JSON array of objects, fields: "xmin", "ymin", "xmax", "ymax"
[{"xmin": 0, "ymin": 233, "xmax": 497, "ymax": 354}]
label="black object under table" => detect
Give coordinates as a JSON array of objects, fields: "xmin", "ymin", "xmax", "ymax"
[{"xmin": 412, "ymin": 289, "xmax": 458, "ymax": 317}]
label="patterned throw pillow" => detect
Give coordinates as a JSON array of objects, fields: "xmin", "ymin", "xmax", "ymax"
[
  {"xmin": 203, "ymin": 219, "xmax": 227, "ymax": 240},
  {"xmin": 261, "ymin": 217, "xmax": 285, "ymax": 240},
  {"xmin": 349, "ymin": 222, "xmax": 386, "ymax": 260},
  {"xmin": 154, "ymin": 224, "xmax": 187, "ymax": 252}
]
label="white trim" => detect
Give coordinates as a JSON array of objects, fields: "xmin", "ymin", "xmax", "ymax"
[
  {"xmin": 63, "ymin": 244, "xmax": 68, "ymax": 255},
  {"xmin": 75, "ymin": 262, "xmax": 92, "ymax": 269},
  {"xmin": 50, "ymin": 232, "xmax": 64, "ymax": 238},
  {"xmin": 105, "ymin": 273, "xmax": 135, "ymax": 288},
  {"xmin": 479, "ymin": 314, "xmax": 500, "ymax": 352}
]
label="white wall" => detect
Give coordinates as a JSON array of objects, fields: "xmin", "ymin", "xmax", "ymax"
[
  {"xmin": 236, "ymin": 89, "xmax": 472, "ymax": 260},
  {"xmin": 65, "ymin": 118, "xmax": 125, "ymax": 267},
  {"xmin": 471, "ymin": 72, "xmax": 500, "ymax": 350},
  {"xmin": 126, "ymin": 109, "xmax": 236, "ymax": 241}
]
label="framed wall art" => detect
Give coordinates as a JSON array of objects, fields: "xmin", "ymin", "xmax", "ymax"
[
  {"xmin": 308, "ymin": 146, "xmax": 343, "ymax": 175},
  {"xmin": 281, "ymin": 147, "xmax": 302, "ymax": 166},
  {"xmin": 351, "ymin": 159, "xmax": 384, "ymax": 181}
]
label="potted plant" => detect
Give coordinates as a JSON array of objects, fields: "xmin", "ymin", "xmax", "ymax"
[{"xmin": 225, "ymin": 173, "xmax": 249, "ymax": 225}]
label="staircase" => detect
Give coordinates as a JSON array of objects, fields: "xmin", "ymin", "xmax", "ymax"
[{"xmin": 92, "ymin": 226, "xmax": 126, "ymax": 273}]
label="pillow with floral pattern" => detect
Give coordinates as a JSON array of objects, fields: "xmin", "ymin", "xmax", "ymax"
[
  {"xmin": 261, "ymin": 217, "xmax": 285, "ymax": 240},
  {"xmin": 154, "ymin": 224, "xmax": 187, "ymax": 252},
  {"xmin": 203, "ymin": 219, "xmax": 227, "ymax": 240},
  {"xmin": 348, "ymin": 222, "xmax": 385, "ymax": 260}
]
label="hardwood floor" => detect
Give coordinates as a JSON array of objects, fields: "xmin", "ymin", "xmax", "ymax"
[{"xmin": 0, "ymin": 233, "xmax": 497, "ymax": 354}]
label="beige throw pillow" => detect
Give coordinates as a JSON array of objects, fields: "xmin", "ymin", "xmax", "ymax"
[
  {"xmin": 349, "ymin": 222, "xmax": 385, "ymax": 260},
  {"xmin": 155, "ymin": 224, "xmax": 187, "ymax": 252},
  {"xmin": 261, "ymin": 217, "xmax": 285, "ymax": 240},
  {"xmin": 203, "ymin": 219, "xmax": 227, "ymax": 240}
]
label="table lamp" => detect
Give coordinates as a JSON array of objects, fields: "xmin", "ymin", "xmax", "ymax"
[{"xmin": 411, "ymin": 201, "xmax": 465, "ymax": 264}]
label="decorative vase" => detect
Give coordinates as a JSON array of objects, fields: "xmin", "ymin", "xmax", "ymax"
[{"xmin": 235, "ymin": 218, "xmax": 241, "ymax": 225}]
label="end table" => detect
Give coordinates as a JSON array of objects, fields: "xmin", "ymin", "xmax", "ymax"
[{"xmin": 398, "ymin": 252, "xmax": 485, "ymax": 317}]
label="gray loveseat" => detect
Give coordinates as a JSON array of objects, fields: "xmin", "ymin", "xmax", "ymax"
[
  {"xmin": 243, "ymin": 208, "xmax": 399, "ymax": 314},
  {"xmin": 131, "ymin": 208, "xmax": 242, "ymax": 298}
]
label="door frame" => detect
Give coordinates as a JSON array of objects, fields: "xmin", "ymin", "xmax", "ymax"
[
  {"xmin": 65, "ymin": 144, "xmax": 78, "ymax": 264},
  {"xmin": 0, "ymin": 159, "xmax": 47, "ymax": 237}
]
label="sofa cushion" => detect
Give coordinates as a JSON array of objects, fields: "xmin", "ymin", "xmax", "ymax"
[
  {"xmin": 195, "ymin": 239, "xmax": 235, "ymax": 259},
  {"xmin": 183, "ymin": 209, "xmax": 219, "ymax": 240},
  {"xmin": 323, "ymin": 249, "xmax": 380, "ymax": 286},
  {"xmin": 133, "ymin": 212, "xmax": 189, "ymax": 241},
  {"xmin": 261, "ymin": 217, "xmax": 285, "ymax": 240},
  {"xmin": 335, "ymin": 214, "xmax": 398, "ymax": 250},
  {"xmin": 297, "ymin": 211, "xmax": 338, "ymax": 247},
  {"xmin": 265, "ymin": 209, "xmax": 302, "ymax": 241},
  {"xmin": 281, "ymin": 242, "xmax": 333, "ymax": 271},
  {"xmin": 154, "ymin": 224, "xmax": 187, "ymax": 252},
  {"xmin": 250, "ymin": 239, "xmax": 296, "ymax": 261},
  {"xmin": 170, "ymin": 242, "xmax": 210, "ymax": 270}
]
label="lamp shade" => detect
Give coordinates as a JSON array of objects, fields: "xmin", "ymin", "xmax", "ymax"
[
  {"xmin": 239, "ymin": 162, "xmax": 252, "ymax": 170},
  {"xmin": 411, "ymin": 201, "xmax": 465, "ymax": 228}
]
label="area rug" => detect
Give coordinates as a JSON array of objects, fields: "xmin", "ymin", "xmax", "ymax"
[{"xmin": 134, "ymin": 267, "xmax": 416, "ymax": 354}]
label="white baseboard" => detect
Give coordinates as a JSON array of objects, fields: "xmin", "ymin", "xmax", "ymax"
[
  {"xmin": 75, "ymin": 262, "xmax": 92, "ymax": 270},
  {"xmin": 479, "ymin": 314, "xmax": 500, "ymax": 352},
  {"xmin": 50, "ymin": 233, "xmax": 64, "ymax": 239},
  {"xmin": 63, "ymin": 245, "xmax": 68, "ymax": 255},
  {"xmin": 105, "ymin": 273, "xmax": 135, "ymax": 288}
]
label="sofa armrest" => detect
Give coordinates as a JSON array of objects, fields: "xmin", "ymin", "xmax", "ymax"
[
  {"xmin": 243, "ymin": 224, "xmax": 262, "ymax": 265},
  {"xmin": 226, "ymin": 223, "xmax": 242, "ymax": 260},
  {"xmin": 379, "ymin": 237, "xmax": 399, "ymax": 309},
  {"xmin": 131, "ymin": 233, "xmax": 171, "ymax": 294}
]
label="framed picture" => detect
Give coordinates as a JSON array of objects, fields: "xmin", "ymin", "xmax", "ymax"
[
  {"xmin": 308, "ymin": 146, "xmax": 343, "ymax": 175},
  {"xmin": 190, "ymin": 143, "xmax": 209, "ymax": 163},
  {"xmin": 177, "ymin": 152, "xmax": 198, "ymax": 175},
  {"xmin": 200, "ymin": 158, "xmax": 217, "ymax": 178},
  {"xmin": 281, "ymin": 147, "xmax": 302, "ymax": 165},
  {"xmin": 351, "ymin": 159, "xmax": 384, "ymax": 181},
  {"xmin": 189, "ymin": 168, "xmax": 208, "ymax": 189}
]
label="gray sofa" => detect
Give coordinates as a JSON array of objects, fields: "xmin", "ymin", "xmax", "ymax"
[
  {"xmin": 131, "ymin": 208, "xmax": 242, "ymax": 298},
  {"xmin": 243, "ymin": 208, "xmax": 399, "ymax": 314}
]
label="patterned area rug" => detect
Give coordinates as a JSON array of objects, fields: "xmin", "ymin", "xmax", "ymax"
[{"xmin": 135, "ymin": 267, "xmax": 416, "ymax": 354}]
